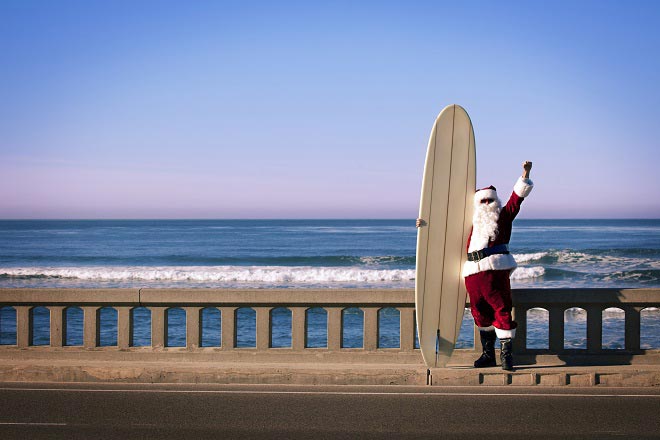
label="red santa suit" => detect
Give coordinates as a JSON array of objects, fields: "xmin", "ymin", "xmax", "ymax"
[{"xmin": 462, "ymin": 177, "xmax": 534, "ymax": 339}]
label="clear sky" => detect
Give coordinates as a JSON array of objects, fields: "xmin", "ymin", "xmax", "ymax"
[{"xmin": 1, "ymin": 0, "xmax": 659, "ymax": 219}]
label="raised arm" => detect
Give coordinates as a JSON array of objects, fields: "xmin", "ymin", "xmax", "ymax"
[{"xmin": 501, "ymin": 161, "xmax": 534, "ymax": 222}]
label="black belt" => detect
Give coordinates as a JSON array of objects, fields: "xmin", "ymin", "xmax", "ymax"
[{"xmin": 467, "ymin": 244, "xmax": 510, "ymax": 262}]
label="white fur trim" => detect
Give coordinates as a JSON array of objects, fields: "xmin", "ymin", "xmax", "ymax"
[
  {"xmin": 478, "ymin": 326, "xmax": 495, "ymax": 332},
  {"xmin": 513, "ymin": 177, "xmax": 534, "ymax": 198},
  {"xmin": 467, "ymin": 234, "xmax": 490, "ymax": 253},
  {"xmin": 474, "ymin": 188, "xmax": 498, "ymax": 206},
  {"xmin": 495, "ymin": 327, "xmax": 516, "ymax": 339},
  {"xmin": 462, "ymin": 253, "xmax": 517, "ymax": 277}
]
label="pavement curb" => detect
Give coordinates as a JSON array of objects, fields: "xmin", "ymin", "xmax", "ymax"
[{"xmin": 428, "ymin": 367, "xmax": 660, "ymax": 387}]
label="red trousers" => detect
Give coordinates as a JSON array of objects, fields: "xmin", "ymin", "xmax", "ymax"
[{"xmin": 464, "ymin": 270, "xmax": 517, "ymax": 332}]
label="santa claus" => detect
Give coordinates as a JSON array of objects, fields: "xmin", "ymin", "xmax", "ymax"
[
  {"xmin": 463, "ymin": 160, "xmax": 533, "ymax": 370},
  {"xmin": 416, "ymin": 161, "xmax": 533, "ymax": 370}
]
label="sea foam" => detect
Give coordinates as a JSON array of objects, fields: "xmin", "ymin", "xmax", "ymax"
[
  {"xmin": 0, "ymin": 266, "xmax": 416, "ymax": 284},
  {"xmin": 513, "ymin": 252, "xmax": 548, "ymax": 263},
  {"xmin": 510, "ymin": 266, "xmax": 545, "ymax": 280},
  {"xmin": 1, "ymin": 264, "xmax": 551, "ymax": 284}
]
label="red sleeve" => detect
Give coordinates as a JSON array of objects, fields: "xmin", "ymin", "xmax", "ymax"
[{"xmin": 500, "ymin": 191, "xmax": 524, "ymax": 224}]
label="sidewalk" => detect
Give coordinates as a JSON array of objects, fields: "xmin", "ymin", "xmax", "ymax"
[
  {"xmin": 1, "ymin": 358, "xmax": 659, "ymax": 387},
  {"xmin": 429, "ymin": 363, "xmax": 660, "ymax": 387}
]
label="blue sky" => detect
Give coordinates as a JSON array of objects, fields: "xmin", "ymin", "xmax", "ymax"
[{"xmin": 1, "ymin": 0, "xmax": 658, "ymax": 219}]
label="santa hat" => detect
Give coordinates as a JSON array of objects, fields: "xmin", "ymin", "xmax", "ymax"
[{"xmin": 474, "ymin": 185, "xmax": 498, "ymax": 205}]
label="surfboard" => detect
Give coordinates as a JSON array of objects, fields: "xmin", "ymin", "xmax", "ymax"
[{"xmin": 415, "ymin": 104, "xmax": 476, "ymax": 368}]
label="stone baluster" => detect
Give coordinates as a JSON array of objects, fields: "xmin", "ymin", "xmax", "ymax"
[
  {"xmin": 255, "ymin": 307, "xmax": 272, "ymax": 350},
  {"xmin": 83, "ymin": 306, "xmax": 99, "ymax": 349},
  {"xmin": 16, "ymin": 306, "xmax": 30, "ymax": 348},
  {"xmin": 586, "ymin": 305, "xmax": 603, "ymax": 353},
  {"xmin": 624, "ymin": 306, "xmax": 641, "ymax": 352},
  {"xmin": 62, "ymin": 307, "xmax": 71, "ymax": 346},
  {"xmin": 186, "ymin": 307, "xmax": 202, "ymax": 350},
  {"xmin": 49, "ymin": 306, "xmax": 64, "ymax": 348},
  {"xmin": 150, "ymin": 307, "xmax": 166, "ymax": 348},
  {"xmin": 291, "ymin": 307, "xmax": 306, "ymax": 351},
  {"xmin": 512, "ymin": 305, "xmax": 527, "ymax": 353},
  {"xmin": 117, "ymin": 306, "xmax": 131, "ymax": 349},
  {"xmin": 220, "ymin": 307, "xmax": 236, "ymax": 350},
  {"xmin": 364, "ymin": 307, "xmax": 378, "ymax": 350},
  {"xmin": 326, "ymin": 308, "xmax": 342, "ymax": 350},
  {"xmin": 399, "ymin": 307, "xmax": 415, "ymax": 351},
  {"xmin": 548, "ymin": 306, "xmax": 565, "ymax": 353}
]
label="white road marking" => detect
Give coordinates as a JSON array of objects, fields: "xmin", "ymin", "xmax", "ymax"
[
  {"xmin": 0, "ymin": 422, "xmax": 67, "ymax": 426},
  {"xmin": 0, "ymin": 387, "xmax": 659, "ymax": 398}
]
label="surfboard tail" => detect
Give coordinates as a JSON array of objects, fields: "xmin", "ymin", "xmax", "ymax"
[{"xmin": 435, "ymin": 335, "xmax": 455, "ymax": 367}]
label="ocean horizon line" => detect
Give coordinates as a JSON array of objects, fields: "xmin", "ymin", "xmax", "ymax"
[{"xmin": 1, "ymin": 218, "xmax": 659, "ymax": 221}]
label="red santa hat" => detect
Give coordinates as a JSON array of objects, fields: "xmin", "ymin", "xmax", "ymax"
[{"xmin": 474, "ymin": 185, "xmax": 498, "ymax": 205}]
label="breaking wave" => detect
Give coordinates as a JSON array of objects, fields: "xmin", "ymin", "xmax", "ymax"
[
  {"xmin": 0, "ymin": 266, "xmax": 416, "ymax": 284},
  {"xmin": 510, "ymin": 266, "xmax": 545, "ymax": 280},
  {"xmin": 513, "ymin": 252, "xmax": 549, "ymax": 263}
]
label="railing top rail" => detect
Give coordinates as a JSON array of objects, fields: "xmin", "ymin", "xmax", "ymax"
[
  {"xmin": 0, "ymin": 289, "xmax": 140, "ymax": 305},
  {"xmin": 0, "ymin": 288, "xmax": 658, "ymax": 307},
  {"xmin": 0, "ymin": 288, "xmax": 414, "ymax": 306},
  {"xmin": 512, "ymin": 288, "xmax": 660, "ymax": 305},
  {"xmin": 139, "ymin": 289, "xmax": 414, "ymax": 306}
]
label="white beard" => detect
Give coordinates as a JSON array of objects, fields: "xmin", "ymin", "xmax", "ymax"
[{"xmin": 468, "ymin": 198, "xmax": 502, "ymax": 252}]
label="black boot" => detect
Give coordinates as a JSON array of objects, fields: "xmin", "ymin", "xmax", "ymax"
[
  {"xmin": 474, "ymin": 330, "xmax": 497, "ymax": 368},
  {"xmin": 500, "ymin": 338, "xmax": 514, "ymax": 371}
]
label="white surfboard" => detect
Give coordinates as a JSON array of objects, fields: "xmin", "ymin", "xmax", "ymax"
[{"xmin": 415, "ymin": 104, "xmax": 476, "ymax": 368}]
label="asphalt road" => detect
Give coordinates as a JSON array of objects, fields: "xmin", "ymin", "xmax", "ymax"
[{"xmin": 0, "ymin": 383, "xmax": 659, "ymax": 439}]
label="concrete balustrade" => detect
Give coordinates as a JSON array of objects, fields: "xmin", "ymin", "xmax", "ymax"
[
  {"xmin": 512, "ymin": 289, "xmax": 659, "ymax": 360},
  {"xmin": 0, "ymin": 288, "xmax": 658, "ymax": 366}
]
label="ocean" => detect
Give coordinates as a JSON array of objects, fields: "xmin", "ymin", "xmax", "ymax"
[{"xmin": 0, "ymin": 219, "xmax": 658, "ymax": 349}]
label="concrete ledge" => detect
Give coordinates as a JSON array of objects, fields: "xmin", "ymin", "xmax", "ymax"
[
  {"xmin": 0, "ymin": 347, "xmax": 425, "ymax": 365},
  {"xmin": 2, "ymin": 359, "xmax": 660, "ymax": 387},
  {"xmin": 4, "ymin": 347, "xmax": 658, "ymax": 366},
  {"xmin": 0, "ymin": 360, "xmax": 428, "ymax": 386}
]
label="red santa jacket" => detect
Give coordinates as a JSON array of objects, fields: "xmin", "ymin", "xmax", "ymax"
[{"xmin": 462, "ymin": 177, "xmax": 533, "ymax": 277}]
